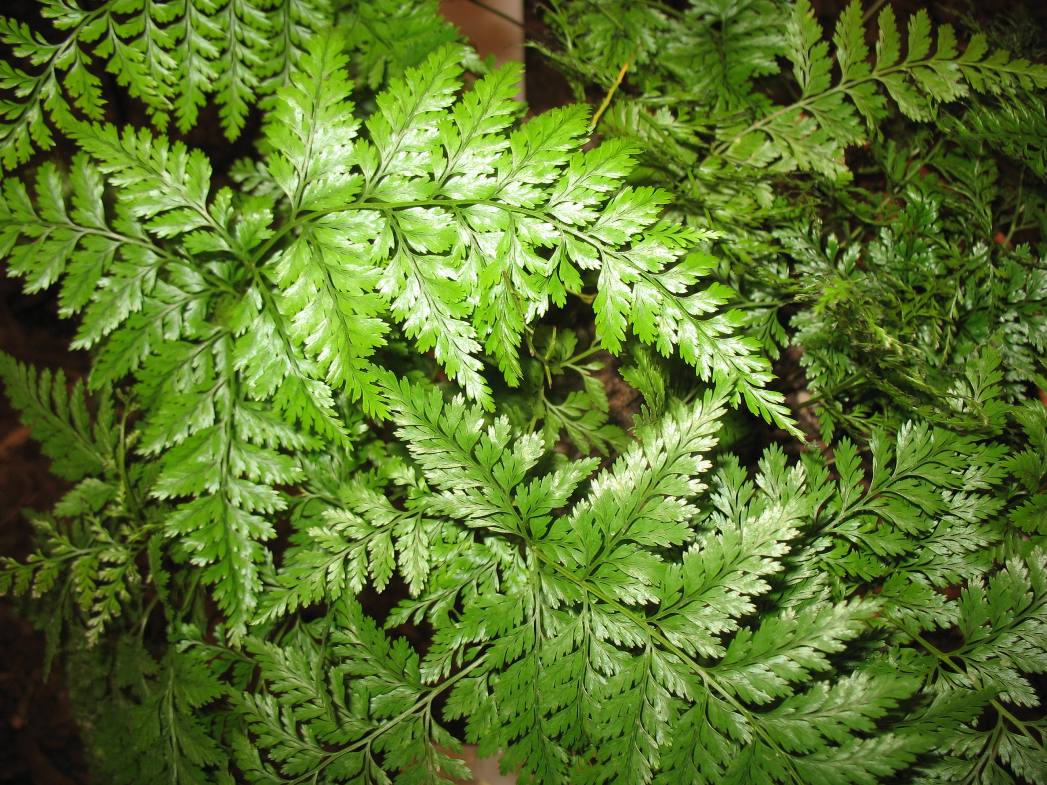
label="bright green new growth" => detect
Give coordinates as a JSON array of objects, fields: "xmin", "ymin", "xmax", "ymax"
[
  {"xmin": 1, "ymin": 1, "xmax": 1047, "ymax": 784},
  {"xmin": 0, "ymin": 26, "xmax": 789, "ymax": 635},
  {"xmin": 253, "ymin": 377, "xmax": 1016, "ymax": 785}
]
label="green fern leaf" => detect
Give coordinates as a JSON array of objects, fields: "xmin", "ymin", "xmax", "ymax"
[{"xmin": 0, "ymin": 352, "xmax": 113, "ymax": 480}]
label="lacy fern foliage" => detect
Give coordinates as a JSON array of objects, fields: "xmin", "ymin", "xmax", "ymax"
[{"xmin": 2, "ymin": 1, "xmax": 1046, "ymax": 784}]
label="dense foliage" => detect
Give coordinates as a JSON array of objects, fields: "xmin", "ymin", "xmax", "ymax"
[{"xmin": 1, "ymin": 1, "xmax": 1045, "ymax": 783}]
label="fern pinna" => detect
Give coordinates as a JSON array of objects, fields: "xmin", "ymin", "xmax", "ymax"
[{"xmin": 1, "ymin": 1, "xmax": 1046, "ymax": 784}]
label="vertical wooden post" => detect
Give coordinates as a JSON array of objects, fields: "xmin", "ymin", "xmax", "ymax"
[{"xmin": 440, "ymin": 0, "xmax": 526, "ymax": 97}]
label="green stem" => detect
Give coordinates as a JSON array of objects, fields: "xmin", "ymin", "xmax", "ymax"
[
  {"xmin": 861, "ymin": 0, "xmax": 888, "ymax": 25},
  {"xmin": 115, "ymin": 396, "xmax": 140, "ymax": 516},
  {"xmin": 465, "ymin": 0, "xmax": 523, "ymax": 28},
  {"xmin": 590, "ymin": 51, "xmax": 634, "ymax": 131}
]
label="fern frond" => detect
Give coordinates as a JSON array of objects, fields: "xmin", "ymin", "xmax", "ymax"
[
  {"xmin": 262, "ymin": 34, "xmax": 387, "ymax": 414},
  {"xmin": 665, "ymin": 0, "xmax": 786, "ymax": 111},
  {"xmin": 382, "ymin": 382, "xmax": 919, "ymax": 785},
  {"xmin": 1, "ymin": 154, "xmax": 142, "ymax": 316},
  {"xmin": 6, "ymin": 5, "xmax": 1041, "ymax": 783},
  {"xmin": 814, "ymin": 422, "xmax": 1008, "ymax": 628},
  {"xmin": 71, "ymin": 637, "xmax": 230, "ymax": 785},
  {"xmin": 0, "ymin": 352, "xmax": 114, "ymax": 480},
  {"xmin": 896, "ymin": 549, "xmax": 1047, "ymax": 784},
  {"xmin": 715, "ymin": 1, "xmax": 1047, "ymax": 178},
  {"xmin": 0, "ymin": 0, "xmax": 327, "ymax": 170},
  {"xmin": 383, "ymin": 374, "xmax": 589, "ymax": 539},
  {"xmin": 258, "ymin": 34, "xmax": 789, "ymax": 422},
  {"xmin": 341, "ymin": 0, "xmax": 465, "ymax": 91},
  {"xmin": 146, "ymin": 334, "xmax": 305, "ymax": 638},
  {"xmin": 239, "ymin": 597, "xmax": 475, "ymax": 784}
]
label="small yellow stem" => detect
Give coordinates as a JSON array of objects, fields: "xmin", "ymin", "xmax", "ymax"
[{"xmin": 589, "ymin": 53, "xmax": 634, "ymax": 131}]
